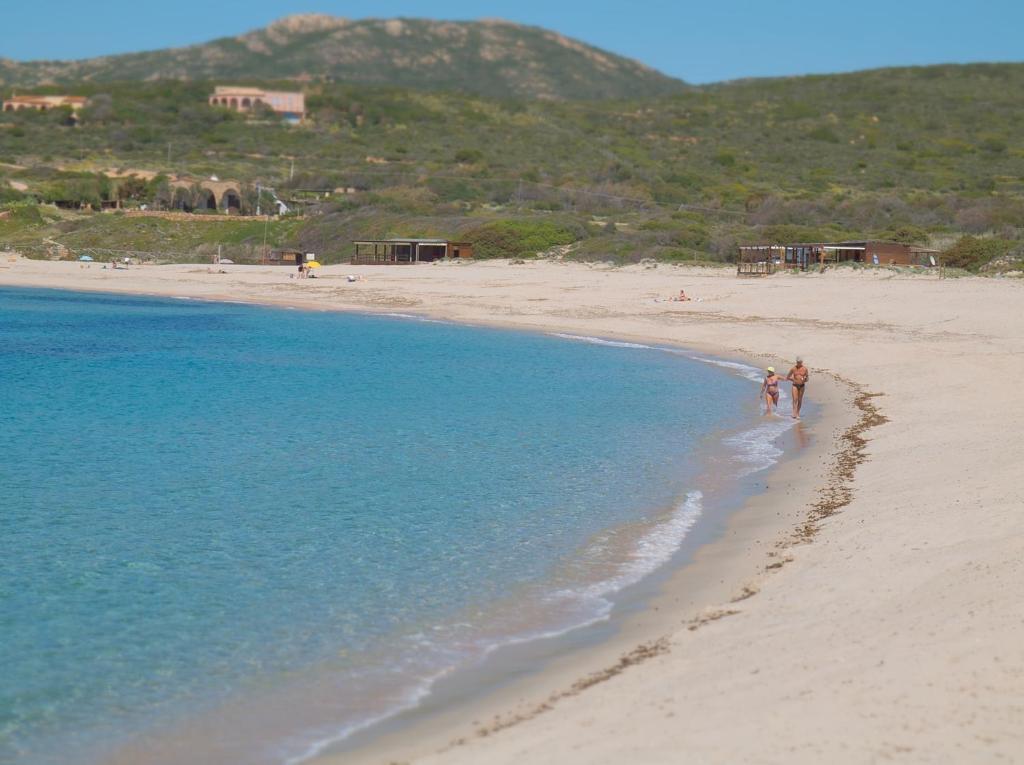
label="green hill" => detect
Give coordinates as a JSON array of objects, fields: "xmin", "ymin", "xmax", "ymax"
[
  {"xmin": 0, "ymin": 14, "xmax": 685, "ymax": 101},
  {"xmin": 1, "ymin": 61, "xmax": 1023, "ymax": 271}
]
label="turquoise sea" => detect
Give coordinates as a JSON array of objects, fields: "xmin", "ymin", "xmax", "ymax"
[{"xmin": 0, "ymin": 287, "xmax": 794, "ymax": 765}]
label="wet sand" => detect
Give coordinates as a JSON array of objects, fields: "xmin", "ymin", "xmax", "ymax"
[{"xmin": 2, "ymin": 257, "xmax": 1022, "ymax": 763}]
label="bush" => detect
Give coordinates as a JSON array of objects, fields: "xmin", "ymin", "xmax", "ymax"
[
  {"xmin": 713, "ymin": 151, "xmax": 736, "ymax": 167},
  {"xmin": 463, "ymin": 219, "xmax": 581, "ymax": 259},
  {"xmin": 806, "ymin": 125, "xmax": 841, "ymax": 143},
  {"xmin": 0, "ymin": 186, "xmax": 28, "ymax": 204},
  {"xmin": 881, "ymin": 225, "xmax": 930, "ymax": 245},
  {"xmin": 0, "ymin": 203, "xmax": 43, "ymax": 225},
  {"xmin": 453, "ymin": 148, "xmax": 483, "ymax": 164},
  {"xmin": 942, "ymin": 235, "xmax": 1013, "ymax": 271}
]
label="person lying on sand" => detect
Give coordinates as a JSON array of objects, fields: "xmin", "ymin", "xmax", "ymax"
[
  {"xmin": 760, "ymin": 367, "xmax": 782, "ymax": 415},
  {"xmin": 786, "ymin": 357, "xmax": 810, "ymax": 419}
]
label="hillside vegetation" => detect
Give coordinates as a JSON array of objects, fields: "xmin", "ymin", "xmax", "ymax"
[
  {"xmin": 0, "ymin": 15, "xmax": 684, "ymax": 101},
  {"xmin": 2, "ymin": 61, "xmax": 1023, "ymax": 271}
]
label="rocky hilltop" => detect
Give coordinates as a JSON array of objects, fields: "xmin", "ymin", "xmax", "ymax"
[{"xmin": 0, "ymin": 14, "xmax": 686, "ymax": 100}]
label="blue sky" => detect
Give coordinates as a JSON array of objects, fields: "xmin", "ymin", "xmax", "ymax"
[{"xmin": 3, "ymin": 0, "xmax": 1022, "ymax": 83}]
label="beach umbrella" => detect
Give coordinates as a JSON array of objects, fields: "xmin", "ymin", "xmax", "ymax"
[
  {"xmin": 78, "ymin": 255, "xmax": 93, "ymax": 261},
  {"xmin": 306, "ymin": 261, "xmax": 321, "ymax": 268}
]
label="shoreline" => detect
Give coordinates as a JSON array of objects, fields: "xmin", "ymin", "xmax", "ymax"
[
  {"xmin": 300, "ymin": 341, "xmax": 836, "ymax": 764},
  {"xmin": 3, "ymin": 258, "xmax": 1021, "ymax": 763},
  {"xmin": 319, "ymin": 369, "xmax": 853, "ymax": 765},
  {"xmin": 3, "ymin": 278, "xmax": 841, "ymax": 764}
]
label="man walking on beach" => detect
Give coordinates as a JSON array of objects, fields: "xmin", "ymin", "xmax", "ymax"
[{"xmin": 786, "ymin": 357, "xmax": 810, "ymax": 419}]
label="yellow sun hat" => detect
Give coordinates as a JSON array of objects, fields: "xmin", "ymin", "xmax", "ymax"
[{"xmin": 767, "ymin": 366, "xmax": 775, "ymax": 373}]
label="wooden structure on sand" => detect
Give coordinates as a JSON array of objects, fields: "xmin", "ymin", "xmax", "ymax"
[
  {"xmin": 738, "ymin": 240, "xmax": 940, "ymax": 275},
  {"xmin": 351, "ymin": 239, "xmax": 473, "ymax": 265},
  {"xmin": 264, "ymin": 248, "xmax": 310, "ymax": 266}
]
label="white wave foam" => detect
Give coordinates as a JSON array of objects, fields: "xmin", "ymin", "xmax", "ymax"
[
  {"xmin": 686, "ymin": 354, "xmax": 766, "ymax": 384},
  {"xmin": 281, "ymin": 668, "xmax": 451, "ymax": 765},
  {"xmin": 682, "ymin": 354, "xmax": 797, "ymax": 475},
  {"xmin": 551, "ymin": 490, "xmax": 704, "ymax": 612},
  {"xmin": 550, "ymin": 335, "xmax": 797, "ymax": 477},
  {"xmin": 282, "ymin": 492, "xmax": 705, "ymax": 765},
  {"xmin": 380, "ymin": 312, "xmax": 449, "ymax": 324},
  {"xmin": 549, "ymin": 332, "xmax": 656, "ymax": 350},
  {"xmin": 725, "ymin": 419, "xmax": 790, "ymax": 476}
]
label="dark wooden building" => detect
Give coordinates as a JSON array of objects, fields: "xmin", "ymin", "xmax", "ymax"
[
  {"xmin": 738, "ymin": 240, "xmax": 939, "ymax": 274},
  {"xmin": 351, "ymin": 239, "xmax": 473, "ymax": 265},
  {"xmin": 264, "ymin": 248, "xmax": 308, "ymax": 266}
]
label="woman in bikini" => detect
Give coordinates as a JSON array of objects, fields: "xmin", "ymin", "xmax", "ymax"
[{"xmin": 760, "ymin": 367, "xmax": 782, "ymax": 415}]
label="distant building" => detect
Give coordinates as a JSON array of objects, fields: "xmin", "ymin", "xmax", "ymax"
[
  {"xmin": 352, "ymin": 239, "xmax": 474, "ymax": 265},
  {"xmin": 2, "ymin": 95, "xmax": 88, "ymax": 113},
  {"xmin": 738, "ymin": 240, "xmax": 940, "ymax": 274},
  {"xmin": 208, "ymin": 86, "xmax": 305, "ymax": 122},
  {"xmin": 264, "ymin": 248, "xmax": 309, "ymax": 266}
]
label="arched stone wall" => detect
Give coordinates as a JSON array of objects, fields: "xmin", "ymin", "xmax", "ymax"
[
  {"xmin": 171, "ymin": 188, "xmax": 193, "ymax": 213},
  {"xmin": 168, "ymin": 179, "xmax": 248, "ymax": 213},
  {"xmin": 220, "ymin": 189, "xmax": 241, "ymax": 212}
]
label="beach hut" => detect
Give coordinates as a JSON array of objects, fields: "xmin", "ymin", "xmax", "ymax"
[
  {"xmin": 351, "ymin": 239, "xmax": 473, "ymax": 265},
  {"xmin": 264, "ymin": 248, "xmax": 306, "ymax": 266},
  {"xmin": 738, "ymin": 240, "xmax": 940, "ymax": 273}
]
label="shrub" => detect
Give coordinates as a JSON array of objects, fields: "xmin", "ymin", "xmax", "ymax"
[
  {"xmin": 463, "ymin": 219, "xmax": 582, "ymax": 259},
  {"xmin": 881, "ymin": 225, "xmax": 930, "ymax": 245},
  {"xmin": 979, "ymin": 135, "xmax": 1007, "ymax": 154},
  {"xmin": 942, "ymin": 235, "xmax": 1013, "ymax": 271},
  {"xmin": 713, "ymin": 150, "xmax": 736, "ymax": 167},
  {"xmin": 453, "ymin": 148, "xmax": 483, "ymax": 164},
  {"xmin": 0, "ymin": 186, "xmax": 28, "ymax": 204},
  {"xmin": 807, "ymin": 125, "xmax": 840, "ymax": 143}
]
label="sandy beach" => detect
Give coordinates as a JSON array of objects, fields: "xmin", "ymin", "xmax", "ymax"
[{"xmin": 3, "ymin": 257, "xmax": 1022, "ymax": 764}]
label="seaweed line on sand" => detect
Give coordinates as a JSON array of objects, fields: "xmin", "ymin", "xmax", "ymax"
[
  {"xmin": 443, "ymin": 638, "xmax": 671, "ymax": 751},
  {"xmin": 435, "ymin": 375, "xmax": 887, "ymax": 754},
  {"xmin": 787, "ymin": 380, "xmax": 889, "ymax": 549}
]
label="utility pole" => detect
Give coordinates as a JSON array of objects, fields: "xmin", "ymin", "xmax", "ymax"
[
  {"xmin": 262, "ymin": 214, "xmax": 270, "ymax": 264},
  {"xmin": 256, "ymin": 183, "xmax": 261, "ymax": 217},
  {"xmin": 290, "ymin": 159, "xmax": 295, "ymax": 182}
]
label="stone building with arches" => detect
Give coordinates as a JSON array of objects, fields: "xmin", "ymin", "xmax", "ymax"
[
  {"xmin": 168, "ymin": 178, "xmax": 244, "ymax": 214},
  {"xmin": 208, "ymin": 86, "xmax": 305, "ymax": 122},
  {"xmin": 3, "ymin": 95, "xmax": 88, "ymax": 113}
]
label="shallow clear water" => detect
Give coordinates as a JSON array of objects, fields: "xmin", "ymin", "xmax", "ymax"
[{"xmin": 0, "ymin": 287, "xmax": 761, "ymax": 765}]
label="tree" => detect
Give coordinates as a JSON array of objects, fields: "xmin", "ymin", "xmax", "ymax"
[
  {"xmin": 881, "ymin": 225, "xmax": 929, "ymax": 245},
  {"xmin": 81, "ymin": 94, "xmax": 114, "ymax": 123},
  {"xmin": 151, "ymin": 177, "xmax": 173, "ymax": 209}
]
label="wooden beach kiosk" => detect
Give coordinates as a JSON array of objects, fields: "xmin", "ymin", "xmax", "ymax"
[
  {"xmin": 738, "ymin": 240, "xmax": 939, "ymax": 274},
  {"xmin": 351, "ymin": 239, "xmax": 473, "ymax": 265},
  {"xmin": 264, "ymin": 248, "xmax": 306, "ymax": 266}
]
